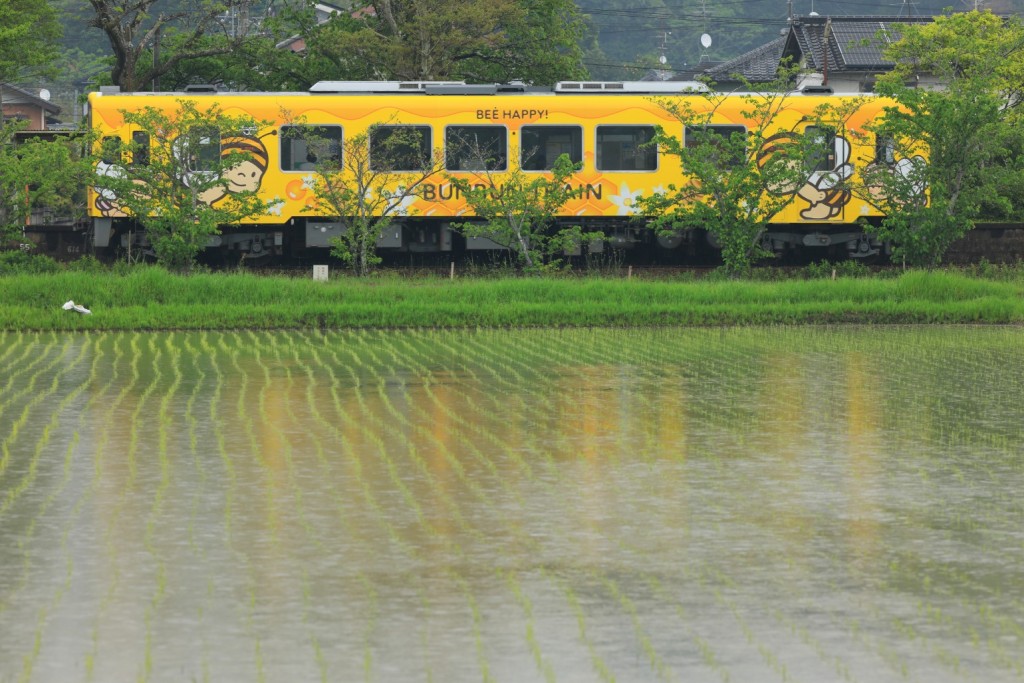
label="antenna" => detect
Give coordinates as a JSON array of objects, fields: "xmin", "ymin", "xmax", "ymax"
[
  {"xmin": 659, "ymin": 31, "xmax": 671, "ymax": 68},
  {"xmin": 698, "ymin": 0, "xmax": 712, "ymax": 63},
  {"xmin": 897, "ymin": 0, "xmax": 920, "ymax": 17}
]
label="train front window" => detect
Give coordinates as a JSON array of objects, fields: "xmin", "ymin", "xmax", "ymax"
[
  {"xmin": 445, "ymin": 126, "xmax": 507, "ymax": 171},
  {"xmin": 370, "ymin": 125, "xmax": 432, "ymax": 172},
  {"xmin": 875, "ymin": 134, "xmax": 896, "ymax": 165},
  {"xmin": 520, "ymin": 126, "xmax": 582, "ymax": 171},
  {"xmin": 131, "ymin": 131, "xmax": 150, "ymax": 167},
  {"xmin": 597, "ymin": 125, "xmax": 658, "ymax": 171},
  {"xmin": 281, "ymin": 125, "xmax": 342, "ymax": 171}
]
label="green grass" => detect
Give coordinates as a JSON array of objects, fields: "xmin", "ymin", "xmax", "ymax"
[{"xmin": 3, "ymin": 267, "xmax": 1024, "ymax": 330}]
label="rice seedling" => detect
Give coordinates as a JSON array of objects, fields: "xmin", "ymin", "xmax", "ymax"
[
  {"xmin": 0, "ymin": 337, "xmax": 90, "ymax": 518},
  {"xmin": 6, "ymin": 326, "xmax": 1024, "ymax": 680},
  {"xmin": 548, "ymin": 568, "xmax": 617, "ymax": 683},
  {"xmin": 2, "ymin": 335, "xmax": 112, "ymax": 680},
  {"xmin": 599, "ymin": 574, "xmax": 674, "ymax": 682},
  {"xmin": 0, "ymin": 335, "xmax": 69, "ymax": 479}
]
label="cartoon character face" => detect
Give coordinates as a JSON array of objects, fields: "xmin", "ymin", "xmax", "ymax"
[
  {"xmin": 226, "ymin": 159, "xmax": 265, "ymax": 193},
  {"xmin": 190, "ymin": 134, "xmax": 270, "ymax": 206}
]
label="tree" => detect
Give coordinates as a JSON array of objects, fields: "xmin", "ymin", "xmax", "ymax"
[
  {"xmin": 308, "ymin": 0, "xmax": 587, "ymax": 85},
  {"xmin": 860, "ymin": 11, "xmax": 1024, "ymax": 267},
  {"xmin": 87, "ymin": 0, "xmax": 261, "ymax": 92},
  {"xmin": 0, "ymin": 0, "xmax": 62, "ymax": 84},
  {"xmin": 447, "ymin": 138, "xmax": 600, "ymax": 271},
  {"xmin": 296, "ymin": 124, "xmax": 443, "ymax": 276},
  {"xmin": 1, "ymin": 123, "xmax": 92, "ymax": 244},
  {"xmin": 92, "ymin": 100, "xmax": 275, "ymax": 269},
  {"xmin": 638, "ymin": 71, "xmax": 861, "ymax": 275},
  {"xmin": 156, "ymin": 2, "xmax": 334, "ymax": 91}
]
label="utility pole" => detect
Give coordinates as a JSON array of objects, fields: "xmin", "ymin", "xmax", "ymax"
[{"xmin": 822, "ymin": 16, "xmax": 831, "ymax": 86}]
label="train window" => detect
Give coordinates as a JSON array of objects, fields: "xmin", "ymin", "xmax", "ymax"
[
  {"xmin": 875, "ymin": 134, "xmax": 896, "ymax": 165},
  {"xmin": 183, "ymin": 126, "xmax": 220, "ymax": 173},
  {"xmin": 520, "ymin": 126, "xmax": 582, "ymax": 171},
  {"xmin": 445, "ymin": 125, "xmax": 508, "ymax": 172},
  {"xmin": 280, "ymin": 125, "xmax": 342, "ymax": 171},
  {"xmin": 597, "ymin": 125, "xmax": 658, "ymax": 171},
  {"xmin": 131, "ymin": 131, "xmax": 150, "ymax": 167},
  {"xmin": 804, "ymin": 126, "xmax": 837, "ymax": 174},
  {"xmin": 683, "ymin": 125, "xmax": 746, "ymax": 167},
  {"xmin": 370, "ymin": 125, "xmax": 432, "ymax": 172}
]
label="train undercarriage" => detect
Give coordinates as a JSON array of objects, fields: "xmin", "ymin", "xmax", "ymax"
[{"xmin": 15, "ymin": 216, "xmax": 1024, "ymax": 267}]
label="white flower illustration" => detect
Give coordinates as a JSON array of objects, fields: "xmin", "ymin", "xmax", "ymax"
[
  {"xmin": 608, "ymin": 183, "xmax": 644, "ymax": 216},
  {"xmin": 383, "ymin": 187, "xmax": 418, "ymax": 216}
]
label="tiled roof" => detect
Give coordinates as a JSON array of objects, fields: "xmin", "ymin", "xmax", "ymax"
[
  {"xmin": 704, "ymin": 36, "xmax": 787, "ymax": 82},
  {"xmin": 785, "ymin": 16, "xmax": 931, "ymax": 72},
  {"xmin": 640, "ymin": 15, "xmax": 938, "ymax": 86}
]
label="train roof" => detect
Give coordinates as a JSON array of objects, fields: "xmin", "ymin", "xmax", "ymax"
[
  {"xmin": 89, "ymin": 81, "xmax": 876, "ymax": 99},
  {"xmin": 94, "ymin": 80, "xmax": 713, "ymax": 98}
]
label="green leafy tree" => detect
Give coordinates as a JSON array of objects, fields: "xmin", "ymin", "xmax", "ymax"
[
  {"xmin": 638, "ymin": 71, "xmax": 861, "ymax": 275},
  {"xmin": 157, "ymin": 3, "xmax": 333, "ymax": 91},
  {"xmin": 447, "ymin": 140, "xmax": 600, "ymax": 271},
  {"xmin": 0, "ymin": 0, "xmax": 62, "ymax": 84},
  {"xmin": 859, "ymin": 11, "xmax": 1024, "ymax": 267},
  {"xmin": 86, "ymin": 0, "xmax": 262, "ymax": 92},
  {"xmin": 309, "ymin": 0, "xmax": 586, "ymax": 85},
  {"xmin": 1, "ymin": 122, "xmax": 92, "ymax": 243},
  {"xmin": 92, "ymin": 100, "xmax": 275, "ymax": 269},
  {"xmin": 297, "ymin": 125, "xmax": 442, "ymax": 276}
]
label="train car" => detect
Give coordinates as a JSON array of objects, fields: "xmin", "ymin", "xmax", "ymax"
[{"xmin": 86, "ymin": 81, "xmax": 910, "ymax": 262}]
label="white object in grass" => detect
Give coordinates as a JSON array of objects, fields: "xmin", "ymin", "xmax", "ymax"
[{"xmin": 62, "ymin": 300, "xmax": 92, "ymax": 314}]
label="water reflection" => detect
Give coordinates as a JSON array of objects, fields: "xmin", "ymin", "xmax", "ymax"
[{"xmin": 1, "ymin": 327, "xmax": 1023, "ymax": 681}]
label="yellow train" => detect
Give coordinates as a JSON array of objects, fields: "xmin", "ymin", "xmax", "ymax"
[{"xmin": 87, "ymin": 81, "xmax": 908, "ymax": 261}]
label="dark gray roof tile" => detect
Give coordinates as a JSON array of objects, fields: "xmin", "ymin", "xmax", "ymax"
[{"xmin": 705, "ymin": 36, "xmax": 787, "ymax": 82}]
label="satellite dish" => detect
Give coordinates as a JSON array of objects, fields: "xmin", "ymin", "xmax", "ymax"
[
  {"xmin": 659, "ymin": 55, "xmax": 668, "ymax": 65},
  {"xmin": 38, "ymin": 88, "xmax": 51, "ymax": 101},
  {"xmin": 700, "ymin": 33, "xmax": 712, "ymax": 49}
]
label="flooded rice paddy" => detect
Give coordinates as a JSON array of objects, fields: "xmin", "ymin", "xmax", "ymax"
[{"xmin": 1, "ymin": 327, "xmax": 1023, "ymax": 682}]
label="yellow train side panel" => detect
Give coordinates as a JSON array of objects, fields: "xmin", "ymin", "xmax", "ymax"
[{"xmin": 87, "ymin": 90, "xmax": 896, "ymax": 227}]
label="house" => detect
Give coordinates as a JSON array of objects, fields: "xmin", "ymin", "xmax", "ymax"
[
  {"xmin": 657, "ymin": 16, "xmax": 937, "ymax": 93},
  {"xmin": 1, "ymin": 83, "xmax": 62, "ymax": 130}
]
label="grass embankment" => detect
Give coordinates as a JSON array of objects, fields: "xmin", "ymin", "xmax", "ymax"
[{"xmin": 2, "ymin": 268, "xmax": 1023, "ymax": 330}]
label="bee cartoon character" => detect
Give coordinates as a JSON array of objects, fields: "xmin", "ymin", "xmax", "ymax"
[
  {"xmin": 866, "ymin": 154, "xmax": 928, "ymax": 208},
  {"xmin": 797, "ymin": 134, "xmax": 853, "ymax": 220},
  {"xmin": 94, "ymin": 160, "xmax": 128, "ymax": 216},
  {"xmin": 178, "ymin": 134, "xmax": 269, "ymax": 205},
  {"xmin": 759, "ymin": 131, "xmax": 854, "ymax": 220}
]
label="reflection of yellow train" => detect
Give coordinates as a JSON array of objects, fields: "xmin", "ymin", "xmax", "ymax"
[{"xmin": 87, "ymin": 81, "xmax": 906, "ymax": 261}]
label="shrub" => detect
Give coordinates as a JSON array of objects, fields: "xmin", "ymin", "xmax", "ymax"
[
  {"xmin": 66, "ymin": 255, "xmax": 106, "ymax": 273},
  {"xmin": 0, "ymin": 250, "xmax": 62, "ymax": 275}
]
